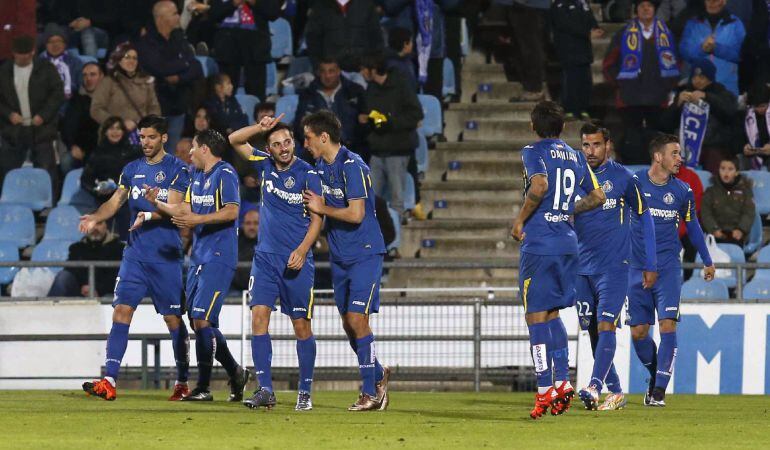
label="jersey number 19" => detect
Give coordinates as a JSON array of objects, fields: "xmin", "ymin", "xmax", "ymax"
[{"xmin": 552, "ymin": 168, "xmax": 576, "ymax": 211}]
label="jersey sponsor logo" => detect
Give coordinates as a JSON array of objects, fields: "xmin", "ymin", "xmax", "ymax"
[
  {"xmin": 133, "ymin": 174, "xmax": 146, "ymax": 179},
  {"xmin": 543, "ymin": 212, "xmax": 571, "ymax": 223},
  {"xmin": 649, "ymin": 207, "xmax": 678, "ymax": 219},
  {"xmin": 663, "ymin": 192, "xmax": 675, "ymax": 205},
  {"xmin": 322, "ymin": 183, "xmax": 344, "ymax": 199},
  {"xmin": 265, "ymin": 179, "xmax": 303, "ymax": 204},
  {"xmin": 155, "ymin": 171, "xmax": 166, "ymax": 183},
  {"xmin": 131, "ymin": 185, "xmax": 168, "ymax": 201},
  {"xmin": 602, "ymin": 198, "xmax": 618, "ymax": 210},
  {"xmin": 284, "ymin": 176, "xmax": 295, "ymax": 189},
  {"xmin": 601, "ymin": 180, "xmax": 614, "ymax": 193},
  {"xmin": 204, "ymin": 179, "xmax": 211, "ymax": 190},
  {"xmin": 192, "ymin": 193, "xmax": 216, "ymax": 207}
]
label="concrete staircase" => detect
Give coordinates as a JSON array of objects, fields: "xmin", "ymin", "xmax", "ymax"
[{"xmin": 387, "ymin": 6, "xmax": 618, "ymax": 295}]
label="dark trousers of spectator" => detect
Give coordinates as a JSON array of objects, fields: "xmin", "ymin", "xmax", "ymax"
[
  {"xmin": 0, "ymin": 128, "xmax": 60, "ymax": 200},
  {"xmin": 618, "ymin": 106, "xmax": 663, "ymax": 165},
  {"xmin": 501, "ymin": 3, "xmax": 545, "ymax": 93},
  {"xmin": 445, "ymin": 14, "xmax": 463, "ymax": 101},
  {"xmin": 423, "ymin": 57, "xmax": 444, "ymax": 100},
  {"xmin": 561, "ymin": 64, "xmax": 592, "ymax": 116},
  {"xmin": 407, "ymin": 154, "xmax": 421, "ymax": 204},
  {"xmin": 221, "ymin": 62, "xmax": 267, "ymax": 101},
  {"xmin": 48, "ymin": 270, "xmax": 81, "ymax": 297}
]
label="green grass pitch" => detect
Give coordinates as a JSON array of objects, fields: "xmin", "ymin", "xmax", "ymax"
[{"xmin": 1, "ymin": 390, "xmax": 767, "ymax": 449}]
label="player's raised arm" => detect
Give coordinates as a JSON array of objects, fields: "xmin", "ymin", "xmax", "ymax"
[
  {"xmin": 681, "ymin": 188, "xmax": 716, "ymax": 281},
  {"xmin": 79, "ymin": 187, "xmax": 129, "ymax": 233},
  {"xmin": 228, "ymin": 114, "xmax": 285, "ymax": 160}
]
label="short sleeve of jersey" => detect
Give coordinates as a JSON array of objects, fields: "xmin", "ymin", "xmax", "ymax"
[
  {"xmin": 343, "ymin": 160, "xmax": 368, "ymax": 200},
  {"xmin": 169, "ymin": 163, "xmax": 191, "ymax": 193},
  {"xmin": 249, "ymin": 146, "xmax": 270, "ymax": 172},
  {"xmin": 625, "ymin": 173, "xmax": 648, "ymax": 216},
  {"xmin": 680, "ymin": 187, "xmax": 697, "ymax": 223},
  {"xmin": 578, "ymin": 154, "xmax": 600, "ymax": 193},
  {"xmin": 219, "ymin": 167, "xmax": 240, "ymax": 205},
  {"xmin": 521, "ymin": 146, "xmax": 546, "ymax": 179},
  {"xmin": 306, "ymin": 169, "xmax": 323, "ymax": 196},
  {"xmin": 118, "ymin": 163, "xmax": 133, "ymax": 190}
]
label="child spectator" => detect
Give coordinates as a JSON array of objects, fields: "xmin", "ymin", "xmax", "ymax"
[
  {"xmin": 202, "ymin": 73, "xmax": 248, "ymax": 135},
  {"xmin": 701, "ymin": 156, "xmax": 756, "ymax": 246},
  {"xmin": 385, "ymin": 27, "xmax": 417, "ymax": 92}
]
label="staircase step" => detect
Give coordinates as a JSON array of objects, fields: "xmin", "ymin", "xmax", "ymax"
[
  {"xmin": 461, "ymin": 63, "xmax": 508, "ymax": 102},
  {"xmin": 398, "ymin": 219, "xmax": 511, "ymax": 257},
  {"xmin": 473, "ymin": 82, "xmax": 524, "ymax": 103},
  {"xmin": 462, "ymin": 118, "xmax": 584, "ymax": 142},
  {"xmin": 430, "ymin": 198, "xmax": 520, "ymax": 220},
  {"xmin": 445, "ymin": 102, "xmax": 535, "ymax": 142},
  {"xmin": 418, "ymin": 236, "xmax": 520, "ymax": 259},
  {"xmin": 443, "ymin": 160, "xmax": 522, "ymax": 182},
  {"xmin": 592, "ymin": 37, "xmax": 611, "ymax": 58}
]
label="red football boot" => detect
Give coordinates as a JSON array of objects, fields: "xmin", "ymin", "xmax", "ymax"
[
  {"xmin": 530, "ymin": 387, "xmax": 557, "ymax": 419},
  {"xmin": 168, "ymin": 383, "xmax": 190, "ymax": 401},
  {"xmin": 82, "ymin": 378, "xmax": 117, "ymax": 401},
  {"xmin": 551, "ymin": 381, "xmax": 575, "ymax": 415}
]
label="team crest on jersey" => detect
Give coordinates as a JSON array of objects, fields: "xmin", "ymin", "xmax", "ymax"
[
  {"xmin": 155, "ymin": 171, "xmax": 166, "ymax": 183},
  {"xmin": 204, "ymin": 179, "xmax": 211, "ymax": 190},
  {"xmin": 284, "ymin": 176, "xmax": 295, "ymax": 189},
  {"xmin": 601, "ymin": 180, "xmax": 613, "ymax": 193},
  {"xmin": 663, "ymin": 192, "xmax": 675, "ymax": 205}
]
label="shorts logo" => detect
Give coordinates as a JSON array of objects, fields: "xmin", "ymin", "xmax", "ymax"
[
  {"xmin": 601, "ymin": 180, "xmax": 613, "ymax": 193},
  {"xmin": 601, "ymin": 311, "xmax": 615, "ymax": 318},
  {"xmin": 352, "ymin": 301, "xmax": 366, "ymax": 306},
  {"xmin": 292, "ymin": 307, "xmax": 307, "ymax": 312},
  {"xmin": 193, "ymin": 307, "xmax": 205, "ymax": 313},
  {"xmin": 663, "ymin": 192, "xmax": 675, "ymax": 205},
  {"xmin": 204, "ymin": 179, "xmax": 211, "ymax": 190},
  {"xmin": 284, "ymin": 176, "xmax": 295, "ymax": 189},
  {"xmin": 665, "ymin": 306, "xmax": 678, "ymax": 312},
  {"xmin": 155, "ymin": 171, "xmax": 166, "ymax": 183}
]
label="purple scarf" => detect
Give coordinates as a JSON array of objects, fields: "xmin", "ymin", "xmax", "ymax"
[{"xmin": 415, "ymin": 0, "xmax": 433, "ymax": 86}]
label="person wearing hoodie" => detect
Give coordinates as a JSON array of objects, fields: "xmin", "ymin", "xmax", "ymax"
[
  {"xmin": 80, "ymin": 116, "xmax": 142, "ymax": 204},
  {"xmin": 700, "ymin": 156, "xmax": 755, "ymax": 246}
]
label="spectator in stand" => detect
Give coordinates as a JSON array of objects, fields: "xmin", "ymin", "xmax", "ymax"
[
  {"xmin": 208, "ymin": 0, "xmax": 282, "ymax": 100},
  {"xmin": 0, "ymin": 36, "xmax": 63, "ymax": 191},
  {"xmin": 81, "ymin": 116, "xmax": 142, "ymax": 203},
  {"xmin": 743, "ymin": 81, "xmax": 770, "ymax": 169},
  {"xmin": 305, "ymin": 0, "xmax": 384, "ymax": 72},
  {"xmin": 60, "ymin": 62, "xmax": 103, "ymax": 172},
  {"xmin": 47, "ymin": 220, "xmax": 125, "ymax": 298},
  {"xmin": 90, "ymin": 42, "xmax": 161, "ymax": 133},
  {"xmin": 182, "ymin": 0, "xmax": 217, "ymax": 54},
  {"xmin": 385, "ymin": 27, "xmax": 418, "ymax": 92},
  {"xmin": 603, "ymin": 0, "xmax": 680, "ymax": 164},
  {"xmin": 677, "ymin": 162, "xmax": 704, "ymax": 278},
  {"xmin": 40, "ymin": 1, "xmax": 113, "ymax": 58},
  {"xmin": 701, "ymin": 156, "xmax": 755, "ymax": 246},
  {"xmin": 136, "ymin": 0, "xmax": 204, "ymax": 155},
  {"xmin": 38, "ymin": 26, "xmax": 83, "ymax": 101},
  {"xmin": 203, "ymin": 73, "xmax": 248, "ymax": 135},
  {"xmin": 551, "ymin": 0, "xmax": 604, "ymax": 120},
  {"xmin": 679, "ymin": 0, "xmax": 745, "ymax": 96},
  {"xmin": 294, "ymin": 56, "xmax": 367, "ymax": 161},
  {"xmin": 231, "ymin": 208, "xmax": 259, "ymax": 292},
  {"xmin": 359, "ymin": 52, "xmax": 424, "ymax": 221},
  {"xmin": 660, "ymin": 58, "xmax": 738, "ymax": 173},
  {"xmin": 744, "ymin": 0, "xmax": 770, "ymax": 90}
]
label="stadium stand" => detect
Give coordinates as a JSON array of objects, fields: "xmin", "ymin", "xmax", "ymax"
[
  {"xmin": 31, "ymin": 239, "xmax": 72, "ymax": 271},
  {"xmin": 697, "ymin": 243, "xmax": 745, "ymax": 288},
  {"xmin": 236, "ymin": 94, "xmax": 260, "ymax": 125},
  {"xmin": 275, "ymin": 94, "xmax": 299, "ymax": 125},
  {"xmin": 0, "ymin": 241, "xmax": 19, "ymax": 285},
  {"xmin": 743, "ymin": 279, "xmax": 770, "ymax": 300},
  {"xmin": 269, "ymin": 18, "xmax": 293, "ymax": 60},
  {"xmin": 417, "ymin": 94, "xmax": 442, "ymax": 138},
  {"xmin": 58, "ymin": 169, "xmax": 97, "ymax": 212},
  {"xmin": 0, "ymin": 168, "xmax": 53, "ymax": 211},
  {"xmin": 743, "ymin": 170, "xmax": 770, "ymax": 215},
  {"xmin": 42, "ymin": 206, "xmax": 84, "ymax": 243},
  {"xmin": 681, "ymin": 277, "xmax": 729, "ymax": 300},
  {"xmin": 0, "ymin": 205, "xmax": 35, "ymax": 248}
]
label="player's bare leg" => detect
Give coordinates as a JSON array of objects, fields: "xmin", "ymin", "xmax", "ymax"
[
  {"xmin": 342, "ymin": 312, "xmax": 383, "ymax": 411},
  {"xmin": 244, "ymin": 306, "xmax": 277, "ymax": 409},
  {"xmin": 292, "ymin": 318, "xmax": 315, "ymax": 411},
  {"xmin": 82, "ymin": 305, "xmax": 134, "ymax": 401}
]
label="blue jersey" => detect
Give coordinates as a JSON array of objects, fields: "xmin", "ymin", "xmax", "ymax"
[
  {"xmin": 315, "ymin": 146, "xmax": 386, "ymax": 261},
  {"xmin": 248, "ymin": 148, "xmax": 323, "ymax": 257},
  {"xmin": 185, "ymin": 160, "xmax": 240, "ymax": 268},
  {"xmin": 575, "ymin": 160, "xmax": 648, "ymax": 275},
  {"xmin": 630, "ymin": 171, "xmax": 696, "ymax": 269},
  {"xmin": 521, "ymin": 138, "xmax": 600, "ymax": 256},
  {"xmin": 118, "ymin": 153, "xmax": 190, "ymax": 263}
]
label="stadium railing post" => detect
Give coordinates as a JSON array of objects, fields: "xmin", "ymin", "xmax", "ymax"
[
  {"xmin": 141, "ymin": 338, "xmax": 148, "ymax": 389},
  {"xmin": 88, "ymin": 265, "xmax": 96, "ymax": 299},
  {"xmin": 736, "ymin": 266, "xmax": 744, "ymax": 301},
  {"xmin": 473, "ymin": 298, "xmax": 481, "ymax": 393},
  {"xmin": 241, "ymin": 290, "xmax": 248, "ymax": 369},
  {"xmin": 154, "ymin": 339, "xmax": 161, "ymax": 389}
]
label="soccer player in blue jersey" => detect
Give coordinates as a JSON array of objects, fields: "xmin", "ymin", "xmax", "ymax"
[
  {"xmin": 511, "ymin": 102, "xmax": 606, "ymax": 419},
  {"xmin": 300, "ymin": 111, "xmax": 391, "ymax": 412},
  {"xmin": 228, "ymin": 117, "xmax": 323, "ymax": 411},
  {"xmin": 146, "ymin": 128, "xmax": 250, "ymax": 401},
  {"xmin": 573, "ymin": 123, "xmax": 658, "ymax": 411},
  {"xmin": 628, "ymin": 134, "xmax": 715, "ymax": 407},
  {"xmin": 80, "ymin": 115, "xmax": 192, "ymax": 401}
]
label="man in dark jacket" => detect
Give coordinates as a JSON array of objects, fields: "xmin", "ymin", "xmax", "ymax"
[
  {"xmin": 208, "ymin": 0, "xmax": 282, "ymax": 100},
  {"xmin": 47, "ymin": 220, "xmax": 125, "ymax": 297},
  {"xmin": 135, "ymin": 1, "xmax": 203, "ymax": 154},
  {"xmin": 360, "ymin": 53, "xmax": 423, "ymax": 218},
  {"xmin": 294, "ymin": 57, "xmax": 366, "ymax": 160},
  {"xmin": 60, "ymin": 62, "xmax": 103, "ymax": 171},
  {"xmin": 305, "ymin": 0, "xmax": 384, "ymax": 72},
  {"xmin": 0, "ymin": 35, "xmax": 64, "ymax": 193}
]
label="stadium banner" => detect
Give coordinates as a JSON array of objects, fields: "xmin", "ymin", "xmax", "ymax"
[{"xmin": 577, "ymin": 303, "xmax": 770, "ymax": 395}]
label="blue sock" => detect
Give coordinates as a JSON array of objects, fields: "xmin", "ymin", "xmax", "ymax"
[
  {"xmin": 632, "ymin": 334, "xmax": 658, "ymax": 389},
  {"xmin": 251, "ymin": 334, "xmax": 273, "ymax": 392},
  {"xmin": 212, "ymin": 328, "xmax": 238, "ymax": 377},
  {"xmin": 590, "ymin": 331, "xmax": 616, "ymax": 391},
  {"xmin": 527, "ymin": 322, "xmax": 552, "ymax": 389},
  {"xmin": 168, "ymin": 324, "xmax": 189, "ymax": 383},
  {"xmin": 105, "ymin": 322, "xmax": 130, "ymax": 380},
  {"xmin": 547, "ymin": 318, "xmax": 570, "ymax": 383},
  {"xmin": 195, "ymin": 327, "xmax": 216, "ymax": 390},
  {"xmin": 604, "ymin": 364, "xmax": 623, "ymax": 394},
  {"xmin": 350, "ymin": 336, "xmax": 384, "ymax": 382},
  {"xmin": 355, "ymin": 334, "xmax": 377, "ymax": 396},
  {"xmin": 655, "ymin": 331, "xmax": 677, "ymax": 391},
  {"xmin": 296, "ymin": 336, "xmax": 316, "ymax": 393}
]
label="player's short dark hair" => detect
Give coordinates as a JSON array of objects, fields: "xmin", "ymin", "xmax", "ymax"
[
  {"xmin": 194, "ymin": 128, "xmax": 227, "ymax": 157},
  {"xmin": 580, "ymin": 122, "xmax": 611, "ymax": 142},
  {"xmin": 530, "ymin": 101, "xmax": 564, "ymax": 138},
  {"xmin": 137, "ymin": 114, "xmax": 168, "ymax": 135},
  {"xmin": 359, "ymin": 51, "xmax": 388, "ymax": 75},
  {"xmin": 254, "ymin": 101, "xmax": 276, "ymax": 120},
  {"xmin": 301, "ymin": 110, "xmax": 342, "ymax": 144},
  {"xmin": 388, "ymin": 27, "xmax": 412, "ymax": 52},
  {"xmin": 649, "ymin": 133, "xmax": 679, "ymax": 157},
  {"xmin": 265, "ymin": 122, "xmax": 293, "ymax": 144}
]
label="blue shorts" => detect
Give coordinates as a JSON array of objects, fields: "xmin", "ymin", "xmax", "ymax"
[
  {"xmin": 575, "ymin": 268, "xmax": 628, "ymax": 331},
  {"xmin": 114, "ymin": 256, "xmax": 183, "ymax": 316},
  {"xmin": 626, "ymin": 267, "xmax": 682, "ymax": 326},
  {"xmin": 185, "ymin": 261, "xmax": 235, "ymax": 327},
  {"xmin": 331, "ymin": 255, "xmax": 384, "ymax": 315},
  {"xmin": 249, "ymin": 251, "xmax": 315, "ymax": 320},
  {"xmin": 519, "ymin": 252, "xmax": 577, "ymax": 314}
]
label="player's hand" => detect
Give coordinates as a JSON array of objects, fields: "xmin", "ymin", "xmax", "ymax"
[
  {"xmin": 255, "ymin": 113, "xmax": 285, "ymax": 131},
  {"xmin": 287, "ymin": 247, "xmax": 307, "ymax": 270},
  {"xmin": 510, "ymin": 220, "xmax": 525, "ymax": 242},
  {"xmin": 703, "ymin": 265, "xmax": 716, "ymax": 281},
  {"xmin": 143, "ymin": 184, "xmax": 160, "ymax": 205},
  {"xmin": 129, "ymin": 212, "xmax": 147, "ymax": 231},
  {"xmin": 642, "ymin": 271, "xmax": 658, "ymax": 289},
  {"xmin": 79, "ymin": 214, "xmax": 98, "ymax": 233},
  {"xmin": 171, "ymin": 211, "xmax": 201, "ymax": 229},
  {"xmin": 302, "ymin": 190, "xmax": 324, "ymax": 214},
  {"xmin": 731, "ymin": 229, "xmax": 744, "ymax": 241}
]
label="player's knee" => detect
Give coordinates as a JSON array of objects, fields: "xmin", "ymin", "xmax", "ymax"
[
  {"xmin": 344, "ymin": 313, "xmax": 371, "ymax": 338},
  {"xmin": 597, "ymin": 321, "xmax": 616, "ymax": 333},
  {"xmin": 112, "ymin": 305, "xmax": 135, "ymax": 324},
  {"xmin": 630, "ymin": 326, "xmax": 649, "ymax": 340},
  {"xmin": 658, "ymin": 319, "xmax": 677, "ymax": 333},
  {"xmin": 250, "ymin": 306, "xmax": 271, "ymax": 334},
  {"xmin": 193, "ymin": 319, "xmax": 211, "ymax": 330},
  {"xmin": 163, "ymin": 314, "xmax": 182, "ymax": 330},
  {"xmin": 292, "ymin": 319, "xmax": 312, "ymax": 340}
]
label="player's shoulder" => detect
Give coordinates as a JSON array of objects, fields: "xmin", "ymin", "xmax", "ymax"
[
  {"xmin": 340, "ymin": 147, "xmax": 367, "ymax": 169},
  {"xmin": 610, "ymin": 160, "xmax": 637, "ymax": 181},
  {"xmin": 671, "ymin": 176, "xmax": 693, "ymax": 195},
  {"xmin": 217, "ymin": 161, "xmax": 238, "ymax": 177}
]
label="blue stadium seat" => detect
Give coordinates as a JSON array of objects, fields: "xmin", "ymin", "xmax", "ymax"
[
  {"xmin": 236, "ymin": 93, "xmax": 260, "ymax": 125},
  {"xmin": 460, "ymin": 18, "xmax": 469, "ymax": 56},
  {"xmin": 269, "ymin": 18, "xmax": 293, "ymax": 59},
  {"xmin": 754, "ymin": 245, "xmax": 770, "ymax": 280},
  {"xmin": 96, "ymin": 48, "xmax": 107, "ymax": 60},
  {"xmin": 342, "ymin": 71, "xmax": 367, "ymax": 89},
  {"xmin": 744, "ymin": 211, "xmax": 763, "ymax": 256},
  {"xmin": 418, "ymin": 94, "xmax": 442, "ymax": 137},
  {"xmin": 266, "ymin": 62, "xmax": 278, "ymax": 96},
  {"xmin": 31, "ymin": 239, "xmax": 72, "ymax": 272},
  {"xmin": 0, "ymin": 167, "xmax": 52, "ymax": 211},
  {"xmin": 743, "ymin": 279, "xmax": 770, "ymax": 300},
  {"xmin": 404, "ymin": 173, "xmax": 416, "ymax": 210},
  {"xmin": 195, "ymin": 56, "xmax": 219, "ymax": 78},
  {"xmin": 287, "ymin": 56, "xmax": 313, "ymax": 78},
  {"xmin": 276, "ymin": 94, "xmax": 299, "ymax": 125},
  {"xmin": 743, "ymin": 170, "xmax": 770, "ymax": 214},
  {"xmin": 694, "ymin": 169, "xmax": 713, "ymax": 189},
  {"xmin": 0, "ymin": 241, "xmax": 19, "ymax": 284},
  {"xmin": 59, "ymin": 168, "xmax": 97, "ymax": 211},
  {"xmin": 696, "ymin": 242, "xmax": 745, "ymax": 288},
  {"xmin": 681, "ymin": 277, "xmax": 728, "ymax": 300},
  {"xmin": 442, "ymin": 58, "xmax": 456, "ymax": 98},
  {"xmin": 43, "ymin": 206, "xmax": 84, "ymax": 243},
  {"xmin": 78, "ymin": 55, "xmax": 98, "ymax": 65},
  {"xmin": 0, "ymin": 205, "xmax": 35, "ymax": 248},
  {"xmin": 416, "ymin": 133, "xmax": 429, "ymax": 173},
  {"xmin": 387, "ymin": 207, "xmax": 401, "ymax": 251}
]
